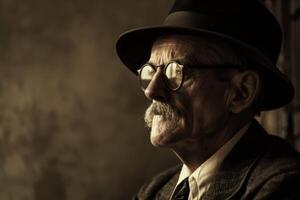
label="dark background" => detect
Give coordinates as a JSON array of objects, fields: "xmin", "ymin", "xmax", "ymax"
[
  {"xmin": 0, "ymin": 0, "xmax": 178, "ymax": 199},
  {"xmin": 0, "ymin": 0, "xmax": 299, "ymax": 200}
]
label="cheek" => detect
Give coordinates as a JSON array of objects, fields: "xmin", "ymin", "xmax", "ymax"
[
  {"xmin": 171, "ymin": 93, "xmax": 194, "ymax": 132},
  {"xmin": 190, "ymin": 82, "xmax": 229, "ymax": 134}
]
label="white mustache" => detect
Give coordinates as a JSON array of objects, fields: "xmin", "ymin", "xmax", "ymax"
[{"xmin": 144, "ymin": 101, "xmax": 180, "ymax": 128}]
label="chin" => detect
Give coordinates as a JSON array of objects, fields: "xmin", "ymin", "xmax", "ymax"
[
  {"xmin": 148, "ymin": 115, "xmax": 187, "ymax": 147},
  {"xmin": 150, "ymin": 133, "xmax": 171, "ymax": 147},
  {"xmin": 149, "ymin": 126, "xmax": 187, "ymax": 147}
]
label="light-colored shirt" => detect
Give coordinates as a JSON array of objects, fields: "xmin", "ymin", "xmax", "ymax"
[{"xmin": 171, "ymin": 122, "xmax": 251, "ymax": 200}]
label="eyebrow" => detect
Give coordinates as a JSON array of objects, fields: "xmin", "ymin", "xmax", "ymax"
[{"xmin": 145, "ymin": 59, "xmax": 186, "ymax": 67}]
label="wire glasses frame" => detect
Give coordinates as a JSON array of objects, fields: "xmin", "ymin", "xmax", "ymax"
[
  {"xmin": 137, "ymin": 61, "xmax": 241, "ymax": 92},
  {"xmin": 138, "ymin": 61, "xmax": 187, "ymax": 91}
]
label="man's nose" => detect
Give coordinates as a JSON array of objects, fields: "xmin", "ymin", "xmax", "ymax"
[{"xmin": 144, "ymin": 69, "xmax": 168, "ymax": 102}]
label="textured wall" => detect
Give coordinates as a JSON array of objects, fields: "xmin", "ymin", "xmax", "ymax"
[{"xmin": 0, "ymin": 0, "xmax": 178, "ymax": 200}]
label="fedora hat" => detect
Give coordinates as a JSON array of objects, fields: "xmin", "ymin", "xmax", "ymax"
[{"xmin": 116, "ymin": 0, "xmax": 294, "ymax": 110}]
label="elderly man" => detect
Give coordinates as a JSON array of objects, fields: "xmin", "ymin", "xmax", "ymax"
[{"xmin": 116, "ymin": 0, "xmax": 300, "ymax": 199}]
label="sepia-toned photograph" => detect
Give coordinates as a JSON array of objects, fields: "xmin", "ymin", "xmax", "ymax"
[{"xmin": 0, "ymin": 0, "xmax": 299, "ymax": 199}]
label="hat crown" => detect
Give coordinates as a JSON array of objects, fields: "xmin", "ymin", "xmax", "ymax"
[
  {"xmin": 164, "ymin": 0, "xmax": 282, "ymax": 64},
  {"xmin": 116, "ymin": 0, "xmax": 294, "ymax": 110},
  {"xmin": 170, "ymin": 0, "xmax": 245, "ymax": 14}
]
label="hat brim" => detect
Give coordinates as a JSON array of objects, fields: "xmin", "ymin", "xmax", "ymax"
[{"xmin": 116, "ymin": 26, "xmax": 294, "ymax": 110}]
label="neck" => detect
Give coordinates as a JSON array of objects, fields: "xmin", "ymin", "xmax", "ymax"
[{"xmin": 170, "ymin": 116, "xmax": 252, "ymax": 172}]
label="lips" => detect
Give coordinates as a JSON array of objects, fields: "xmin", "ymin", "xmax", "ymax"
[{"xmin": 150, "ymin": 115, "xmax": 163, "ymax": 136}]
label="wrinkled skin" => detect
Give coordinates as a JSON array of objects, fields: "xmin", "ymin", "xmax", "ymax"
[{"xmin": 143, "ymin": 36, "xmax": 232, "ymax": 149}]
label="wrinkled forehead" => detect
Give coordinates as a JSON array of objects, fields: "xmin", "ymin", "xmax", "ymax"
[
  {"xmin": 148, "ymin": 35, "xmax": 199, "ymax": 65},
  {"xmin": 148, "ymin": 34, "xmax": 218, "ymax": 66}
]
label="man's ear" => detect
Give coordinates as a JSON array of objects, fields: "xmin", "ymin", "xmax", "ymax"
[{"xmin": 227, "ymin": 70, "xmax": 261, "ymax": 114}]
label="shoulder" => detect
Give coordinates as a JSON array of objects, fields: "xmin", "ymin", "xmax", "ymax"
[
  {"xmin": 258, "ymin": 134, "xmax": 300, "ymax": 172},
  {"xmin": 231, "ymin": 121, "xmax": 300, "ymax": 199},
  {"xmin": 247, "ymin": 134, "xmax": 300, "ymax": 198},
  {"xmin": 247, "ymin": 120, "xmax": 300, "ymax": 173},
  {"xmin": 134, "ymin": 165, "xmax": 181, "ymax": 200}
]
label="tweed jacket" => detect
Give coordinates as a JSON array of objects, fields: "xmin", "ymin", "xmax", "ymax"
[{"xmin": 134, "ymin": 120, "xmax": 300, "ymax": 200}]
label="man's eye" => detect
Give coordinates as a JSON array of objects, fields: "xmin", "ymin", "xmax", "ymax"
[{"xmin": 176, "ymin": 70, "xmax": 182, "ymax": 75}]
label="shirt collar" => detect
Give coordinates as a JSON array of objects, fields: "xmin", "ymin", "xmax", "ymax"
[{"xmin": 176, "ymin": 121, "xmax": 251, "ymax": 186}]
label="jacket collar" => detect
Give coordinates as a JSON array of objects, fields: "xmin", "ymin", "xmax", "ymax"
[
  {"xmin": 141, "ymin": 120, "xmax": 269, "ymax": 200},
  {"xmin": 201, "ymin": 119, "xmax": 269, "ymax": 200}
]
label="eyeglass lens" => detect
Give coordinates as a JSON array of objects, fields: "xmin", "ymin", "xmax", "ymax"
[
  {"xmin": 164, "ymin": 62, "xmax": 183, "ymax": 90},
  {"xmin": 139, "ymin": 64, "xmax": 156, "ymax": 90},
  {"xmin": 139, "ymin": 62, "xmax": 183, "ymax": 91}
]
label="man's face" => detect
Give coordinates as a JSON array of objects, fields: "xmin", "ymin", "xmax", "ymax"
[{"xmin": 143, "ymin": 36, "xmax": 232, "ymax": 148}]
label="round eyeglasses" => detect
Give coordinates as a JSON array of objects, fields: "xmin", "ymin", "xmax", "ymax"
[
  {"xmin": 138, "ymin": 61, "xmax": 185, "ymax": 91},
  {"xmin": 137, "ymin": 61, "xmax": 240, "ymax": 91}
]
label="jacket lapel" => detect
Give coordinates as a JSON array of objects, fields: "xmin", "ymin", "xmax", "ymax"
[
  {"xmin": 156, "ymin": 172, "xmax": 179, "ymax": 200},
  {"xmin": 201, "ymin": 120, "xmax": 269, "ymax": 200}
]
